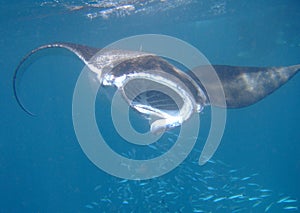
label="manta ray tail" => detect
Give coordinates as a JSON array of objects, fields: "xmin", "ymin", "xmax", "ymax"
[{"xmin": 13, "ymin": 42, "xmax": 100, "ymax": 116}]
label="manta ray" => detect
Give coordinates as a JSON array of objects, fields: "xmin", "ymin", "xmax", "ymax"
[
  {"xmin": 13, "ymin": 42, "xmax": 299, "ymax": 127},
  {"xmin": 13, "ymin": 43, "xmax": 300, "ymax": 127},
  {"xmin": 12, "ymin": 42, "xmax": 300, "ymax": 167}
]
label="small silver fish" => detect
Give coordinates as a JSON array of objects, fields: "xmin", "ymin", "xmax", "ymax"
[
  {"xmin": 139, "ymin": 182, "xmax": 148, "ymax": 186},
  {"xmin": 200, "ymin": 195, "xmax": 214, "ymax": 201},
  {"xmin": 265, "ymin": 202, "xmax": 274, "ymax": 212},
  {"xmin": 193, "ymin": 208, "xmax": 205, "ymax": 213},
  {"xmin": 249, "ymin": 197, "xmax": 262, "ymax": 201},
  {"xmin": 248, "ymin": 183, "xmax": 260, "ymax": 187},
  {"xmin": 260, "ymin": 189, "xmax": 272, "ymax": 192},
  {"xmin": 241, "ymin": 176, "xmax": 251, "ymax": 181},
  {"xmin": 94, "ymin": 185, "xmax": 101, "ymax": 191},
  {"xmin": 85, "ymin": 204, "xmax": 94, "ymax": 209},
  {"xmin": 283, "ymin": 199, "xmax": 298, "ymax": 203},
  {"xmin": 283, "ymin": 206, "xmax": 298, "ymax": 210},
  {"xmin": 213, "ymin": 197, "xmax": 226, "ymax": 202},
  {"xmin": 278, "ymin": 196, "xmax": 291, "ymax": 203},
  {"xmin": 228, "ymin": 194, "xmax": 243, "ymax": 199},
  {"xmin": 253, "ymin": 201, "xmax": 263, "ymax": 208},
  {"xmin": 166, "ymin": 191, "xmax": 176, "ymax": 195}
]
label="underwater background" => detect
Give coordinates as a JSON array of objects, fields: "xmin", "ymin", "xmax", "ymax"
[{"xmin": 1, "ymin": 0, "xmax": 300, "ymax": 212}]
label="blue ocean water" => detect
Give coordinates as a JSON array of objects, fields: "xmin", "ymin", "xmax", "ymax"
[{"xmin": 1, "ymin": 0, "xmax": 300, "ymax": 212}]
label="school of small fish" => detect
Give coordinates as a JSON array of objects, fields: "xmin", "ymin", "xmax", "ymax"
[{"xmin": 84, "ymin": 133, "xmax": 298, "ymax": 212}]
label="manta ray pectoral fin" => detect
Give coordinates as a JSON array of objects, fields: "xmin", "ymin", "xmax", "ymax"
[
  {"xmin": 13, "ymin": 42, "xmax": 100, "ymax": 115},
  {"xmin": 195, "ymin": 65, "xmax": 300, "ymax": 108}
]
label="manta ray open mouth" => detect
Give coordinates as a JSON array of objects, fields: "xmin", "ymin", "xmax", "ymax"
[{"xmin": 99, "ymin": 54, "xmax": 208, "ymax": 134}]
